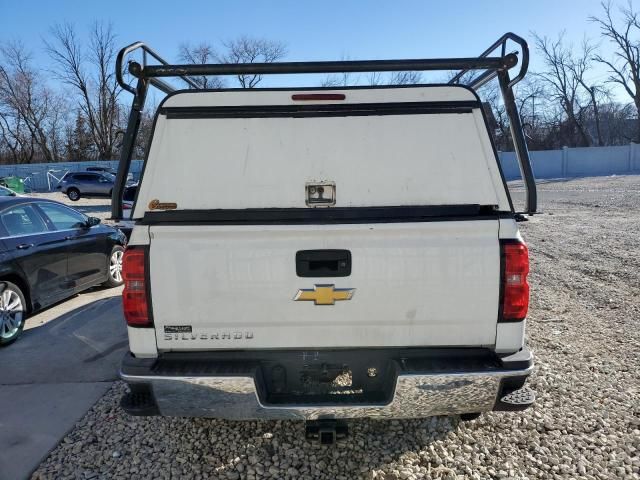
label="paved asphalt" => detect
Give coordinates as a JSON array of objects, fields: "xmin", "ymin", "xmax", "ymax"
[{"xmin": 0, "ymin": 286, "xmax": 127, "ymax": 480}]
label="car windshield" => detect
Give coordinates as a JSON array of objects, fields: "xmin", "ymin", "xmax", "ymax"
[{"xmin": 102, "ymin": 173, "xmax": 116, "ymax": 181}]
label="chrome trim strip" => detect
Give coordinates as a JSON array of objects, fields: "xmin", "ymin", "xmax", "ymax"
[{"xmin": 121, "ymin": 365, "xmax": 533, "ymax": 420}]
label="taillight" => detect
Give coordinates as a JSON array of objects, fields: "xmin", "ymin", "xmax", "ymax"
[
  {"xmin": 500, "ymin": 240, "xmax": 530, "ymax": 321},
  {"xmin": 291, "ymin": 93, "xmax": 346, "ymax": 101},
  {"xmin": 122, "ymin": 203, "xmax": 132, "ymax": 210},
  {"xmin": 122, "ymin": 246, "xmax": 153, "ymax": 327}
]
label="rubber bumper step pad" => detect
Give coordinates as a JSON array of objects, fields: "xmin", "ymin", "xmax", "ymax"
[{"xmin": 498, "ymin": 387, "xmax": 536, "ymax": 411}]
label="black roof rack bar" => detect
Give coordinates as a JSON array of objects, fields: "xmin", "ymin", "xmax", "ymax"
[
  {"xmin": 449, "ymin": 32, "xmax": 529, "ymax": 88},
  {"xmin": 115, "ymin": 34, "xmax": 529, "ymax": 94},
  {"xmin": 467, "ymin": 68, "xmax": 501, "ymax": 91},
  {"xmin": 112, "ymin": 33, "xmax": 537, "ymax": 220},
  {"xmin": 148, "ymin": 77, "xmax": 177, "ymax": 95},
  {"xmin": 116, "ymin": 41, "xmax": 200, "ymax": 94},
  {"xmin": 447, "ymin": 32, "xmax": 536, "ymax": 215},
  {"xmin": 127, "ymin": 55, "xmax": 517, "ymax": 80}
]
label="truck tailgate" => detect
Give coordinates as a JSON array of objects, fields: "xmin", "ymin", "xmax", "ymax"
[{"xmin": 150, "ymin": 220, "xmax": 500, "ymax": 350}]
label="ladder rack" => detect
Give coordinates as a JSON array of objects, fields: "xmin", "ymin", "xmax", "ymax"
[{"xmin": 112, "ymin": 32, "xmax": 536, "ymax": 219}]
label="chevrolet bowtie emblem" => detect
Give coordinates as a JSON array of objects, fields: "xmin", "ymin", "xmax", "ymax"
[{"xmin": 294, "ymin": 284, "xmax": 355, "ymax": 305}]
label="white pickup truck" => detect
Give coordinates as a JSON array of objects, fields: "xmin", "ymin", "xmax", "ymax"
[{"xmin": 113, "ymin": 34, "xmax": 537, "ymax": 442}]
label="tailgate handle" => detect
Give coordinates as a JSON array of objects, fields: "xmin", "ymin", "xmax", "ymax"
[{"xmin": 296, "ymin": 250, "xmax": 351, "ymax": 277}]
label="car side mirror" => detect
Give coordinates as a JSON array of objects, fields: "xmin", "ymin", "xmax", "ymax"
[{"xmin": 86, "ymin": 216, "xmax": 101, "ymax": 227}]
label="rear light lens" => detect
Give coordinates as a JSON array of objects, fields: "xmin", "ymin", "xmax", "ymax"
[
  {"xmin": 122, "ymin": 246, "xmax": 152, "ymax": 327},
  {"xmin": 291, "ymin": 93, "xmax": 346, "ymax": 101},
  {"xmin": 122, "ymin": 203, "xmax": 132, "ymax": 210},
  {"xmin": 500, "ymin": 240, "xmax": 530, "ymax": 321}
]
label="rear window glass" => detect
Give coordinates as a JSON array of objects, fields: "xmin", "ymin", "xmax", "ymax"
[
  {"xmin": 0, "ymin": 205, "xmax": 48, "ymax": 236},
  {"xmin": 74, "ymin": 174, "xmax": 97, "ymax": 181},
  {"xmin": 38, "ymin": 203, "xmax": 86, "ymax": 230}
]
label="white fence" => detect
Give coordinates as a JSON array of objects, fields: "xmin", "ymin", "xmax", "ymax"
[
  {"xmin": 0, "ymin": 160, "xmax": 144, "ymax": 191},
  {"xmin": 499, "ymin": 144, "xmax": 640, "ymax": 180},
  {"xmin": 0, "ymin": 145, "xmax": 639, "ymax": 191}
]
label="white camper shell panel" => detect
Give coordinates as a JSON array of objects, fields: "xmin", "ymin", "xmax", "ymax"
[{"xmin": 133, "ymin": 87, "xmax": 511, "ymax": 217}]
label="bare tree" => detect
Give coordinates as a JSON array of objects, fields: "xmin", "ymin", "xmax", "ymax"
[
  {"xmin": 0, "ymin": 41, "xmax": 63, "ymax": 163},
  {"xmin": 219, "ymin": 36, "xmax": 287, "ymax": 88},
  {"xmin": 178, "ymin": 42, "xmax": 224, "ymax": 89},
  {"xmin": 320, "ymin": 54, "xmax": 358, "ymax": 87},
  {"xmin": 567, "ymin": 37, "xmax": 612, "ymax": 146},
  {"xmin": 578, "ymin": 82, "xmax": 609, "ymax": 146},
  {"xmin": 325, "ymin": 61, "xmax": 421, "ymax": 87},
  {"xmin": 64, "ymin": 110, "xmax": 94, "ymax": 160},
  {"xmin": 533, "ymin": 32, "xmax": 596, "ymax": 147},
  {"xmin": 388, "ymin": 71, "xmax": 422, "ymax": 85},
  {"xmin": 132, "ymin": 105, "xmax": 157, "ymax": 159},
  {"xmin": 514, "ymin": 78, "xmax": 545, "ymax": 122},
  {"xmin": 321, "ymin": 73, "xmax": 356, "ymax": 87},
  {"xmin": 512, "ymin": 77, "xmax": 548, "ymax": 148},
  {"xmin": 45, "ymin": 21, "xmax": 122, "ymax": 159},
  {"xmin": 596, "ymin": 101, "xmax": 636, "ymax": 143},
  {"xmin": 478, "ymin": 74, "xmax": 586, "ymax": 151},
  {"xmin": 590, "ymin": 0, "xmax": 640, "ymax": 141},
  {"xmin": 0, "ymin": 110, "xmax": 35, "ymax": 163},
  {"xmin": 367, "ymin": 71, "xmax": 422, "ymax": 86},
  {"xmin": 481, "ymin": 82, "xmax": 512, "ymax": 150},
  {"xmin": 367, "ymin": 71, "xmax": 383, "ymax": 86}
]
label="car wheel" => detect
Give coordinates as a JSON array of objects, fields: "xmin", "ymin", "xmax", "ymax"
[
  {"xmin": 105, "ymin": 245, "xmax": 125, "ymax": 287},
  {"xmin": 67, "ymin": 188, "xmax": 80, "ymax": 201},
  {"xmin": 0, "ymin": 281, "xmax": 27, "ymax": 347}
]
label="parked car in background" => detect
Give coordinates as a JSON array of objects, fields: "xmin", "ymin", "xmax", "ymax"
[
  {"xmin": 58, "ymin": 171, "xmax": 134, "ymax": 201},
  {"xmin": 122, "ymin": 184, "xmax": 137, "ymax": 217},
  {"xmin": 113, "ymin": 184, "xmax": 137, "ymax": 240},
  {"xmin": 86, "ymin": 166, "xmax": 134, "ymax": 182},
  {"xmin": 0, "ymin": 197, "xmax": 127, "ymax": 346},
  {"xmin": 86, "ymin": 166, "xmax": 117, "ymax": 175}
]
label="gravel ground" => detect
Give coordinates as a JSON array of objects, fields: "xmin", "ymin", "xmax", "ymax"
[{"xmin": 31, "ymin": 176, "xmax": 640, "ymax": 480}]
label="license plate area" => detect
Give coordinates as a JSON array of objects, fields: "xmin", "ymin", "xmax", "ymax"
[{"xmin": 255, "ymin": 350, "xmax": 397, "ymax": 406}]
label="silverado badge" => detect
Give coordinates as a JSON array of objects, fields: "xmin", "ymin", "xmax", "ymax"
[{"xmin": 294, "ymin": 284, "xmax": 355, "ymax": 305}]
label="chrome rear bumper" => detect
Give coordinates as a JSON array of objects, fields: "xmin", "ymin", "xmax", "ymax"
[{"xmin": 120, "ymin": 348, "xmax": 534, "ymax": 420}]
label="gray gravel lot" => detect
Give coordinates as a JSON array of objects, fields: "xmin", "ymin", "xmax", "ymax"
[
  {"xmin": 32, "ymin": 176, "xmax": 640, "ymax": 479},
  {"xmin": 27, "ymin": 192, "xmax": 113, "ymax": 223}
]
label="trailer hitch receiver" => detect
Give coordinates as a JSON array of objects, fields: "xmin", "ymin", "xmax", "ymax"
[{"xmin": 305, "ymin": 419, "xmax": 349, "ymax": 445}]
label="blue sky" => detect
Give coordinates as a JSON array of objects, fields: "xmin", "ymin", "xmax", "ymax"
[{"xmin": 0, "ymin": 0, "xmax": 625, "ymax": 96}]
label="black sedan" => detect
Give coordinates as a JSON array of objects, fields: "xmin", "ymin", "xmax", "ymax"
[{"xmin": 0, "ymin": 197, "xmax": 127, "ymax": 346}]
